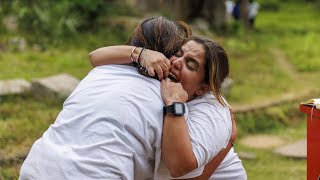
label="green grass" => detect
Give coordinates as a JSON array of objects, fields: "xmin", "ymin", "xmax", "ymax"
[
  {"xmin": 217, "ymin": 1, "xmax": 320, "ymax": 103},
  {"xmin": 256, "ymin": 3, "xmax": 320, "ymax": 72},
  {"xmin": 241, "ymin": 147, "xmax": 306, "ymax": 180},
  {"xmin": 1, "ymin": 1, "xmax": 319, "ymax": 179},
  {"xmin": 0, "ymin": 49, "xmax": 91, "ymax": 80},
  {"xmin": 237, "ymin": 116, "xmax": 307, "ymax": 180},
  {"xmin": 0, "ymin": 94, "xmax": 63, "ymax": 179}
]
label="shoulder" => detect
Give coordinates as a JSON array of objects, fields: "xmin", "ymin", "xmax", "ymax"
[
  {"xmin": 187, "ymin": 92, "xmax": 230, "ymax": 112},
  {"xmin": 186, "ymin": 92, "xmax": 232, "ymax": 131}
]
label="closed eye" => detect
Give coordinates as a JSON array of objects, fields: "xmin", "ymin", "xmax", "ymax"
[{"xmin": 186, "ymin": 58, "xmax": 199, "ymax": 71}]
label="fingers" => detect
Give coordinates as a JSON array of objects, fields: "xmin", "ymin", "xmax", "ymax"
[
  {"xmin": 142, "ymin": 50, "xmax": 171, "ymax": 80},
  {"xmin": 147, "ymin": 66, "xmax": 155, "ymax": 77},
  {"xmin": 161, "ymin": 78, "xmax": 172, "ymax": 88},
  {"xmin": 163, "ymin": 59, "xmax": 171, "ymax": 79},
  {"xmin": 154, "ymin": 65, "xmax": 164, "ymax": 80},
  {"xmin": 154, "ymin": 58, "xmax": 170, "ymax": 80}
]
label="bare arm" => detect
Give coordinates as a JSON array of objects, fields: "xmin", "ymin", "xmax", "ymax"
[
  {"xmin": 161, "ymin": 78, "xmax": 238, "ymax": 178},
  {"xmin": 89, "ymin": 45, "xmax": 171, "ymax": 80},
  {"xmin": 161, "ymin": 78, "xmax": 197, "ymax": 177},
  {"xmin": 89, "ymin": 45, "xmax": 137, "ymax": 66}
]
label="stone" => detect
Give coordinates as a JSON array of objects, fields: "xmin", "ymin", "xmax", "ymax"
[
  {"xmin": 31, "ymin": 73, "xmax": 79, "ymax": 99},
  {"xmin": 239, "ymin": 134, "xmax": 285, "ymax": 149},
  {"xmin": 273, "ymin": 139, "xmax": 306, "ymax": 159},
  {"xmin": 0, "ymin": 79, "xmax": 31, "ymax": 96},
  {"xmin": 2, "ymin": 16, "xmax": 18, "ymax": 32},
  {"xmin": 238, "ymin": 151, "xmax": 256, "ymax": 160}
]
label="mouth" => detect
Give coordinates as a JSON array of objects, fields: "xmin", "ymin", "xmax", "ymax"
[{"xmin": 168, "ymin": 72, "xmax": 179, "ymax": 82}]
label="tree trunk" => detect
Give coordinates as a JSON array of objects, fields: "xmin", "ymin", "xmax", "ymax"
[
  {"xmin": 239, "ymin": 0, "xmax": 249, "ymax": 30},
  {"xmin": 169, "ymin": 0, "xmax": 226, "ymax": 31},
  {"xmin": 133, "ymin": 0, "xmax": 227, "ymax": 32},
  {"xmin": 204, "ymin": 0, "xmax": 226, "ymax": 31},
  {"xmin": 135, "ymin": 0, "xmax": 162, "ymax": 11}
]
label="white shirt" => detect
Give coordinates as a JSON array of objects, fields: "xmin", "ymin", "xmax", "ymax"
[
  {"xmin": 210, "ymin": 148, "xmax": 247, "ymax": 180},
  {"xmin": 226, "ymin": 0, "xmax": 235, "ymax": 14},
  {"xmin": 20, "ymin": 65, "xmax": 164, "ymax": 180},
  {"xmin": 20, "ymin": 65, "xmax": 246, "ymax": 180},
  {"xmin": 249, "ymin": 2, "xmax": 259, "ymax": 18},
  {"xmin": 156, "ymin": 93, "xmax": 247, "ymax": 179}
]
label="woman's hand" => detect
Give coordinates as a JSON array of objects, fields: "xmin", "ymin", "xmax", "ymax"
[
  {"xmin": 161, "ymin": 78, "xmax": 188, "ymax": 105},
  {"xmin": 140, "ymin": 49, "xmax": 171, "ymax": 80}
]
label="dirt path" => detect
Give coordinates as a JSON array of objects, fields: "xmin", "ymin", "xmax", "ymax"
[{"xmin": 269, "ymin": 48, "xmax": 299, "ymax": 80}]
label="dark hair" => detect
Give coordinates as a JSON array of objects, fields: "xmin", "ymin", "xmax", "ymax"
[
  {"xmin": 127, "ymin": 16, "xmax": 192, "ymax": 58},
  {"xmin": 189, "ymin": 36, "xmax": 229, "ymax": 106}
]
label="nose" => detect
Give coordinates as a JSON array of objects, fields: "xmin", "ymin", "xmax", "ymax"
[{"xmin": 171, "ymin": 56, "xmax": 182, "ymax": 70}]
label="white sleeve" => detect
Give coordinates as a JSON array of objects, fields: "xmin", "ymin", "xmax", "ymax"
[
  {"xmin": 186, "ymin": 100, "xmax": 232, "ymax": 168},
  {"xmin": 157, "ymin": 97, "xmax": 232, "ymax": 179}
]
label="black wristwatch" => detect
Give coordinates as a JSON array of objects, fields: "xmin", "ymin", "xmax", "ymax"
[{"xmin": 163, "ymin": 102, "xmax": 185, "ymax": 116}]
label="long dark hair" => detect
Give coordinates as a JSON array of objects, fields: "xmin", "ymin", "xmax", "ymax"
[
  {"xmin": 189, "ymin": 36, "xmax": 229, "ymax": 106},
  {"xmin": 127, "ymin": 16, "xmax": 192, "ymax": 58}
]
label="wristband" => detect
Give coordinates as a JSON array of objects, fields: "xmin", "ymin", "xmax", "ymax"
[
  {"xmin": 137, "ymin": 47, "xmax": 145, "ymax": 66},
  {"xmin": 130, "ymin": 47, "xmax": 137, "ymax": 63}
]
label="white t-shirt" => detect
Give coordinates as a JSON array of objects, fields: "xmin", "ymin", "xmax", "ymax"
[
  {"xmin": 226, "ymin": 0, "xmax": 235, "ymax": 15},
  {"xmin": 20, "ymin": 65, "xmax": 246, "ymax": 180},
  {"xmin": 156, "ymin": 93, "xmax": 247, "ymax": 180},
  {"xmin": 210, "ymin": 148, "xmax": 247, "ymax": 180},
  {"xmin": 249, "ymin": 2, "xmax": 259, "ymax": 19},
  {"xmin": 20, "ymin": 65, "xmax": 164, "ymax": 180}
]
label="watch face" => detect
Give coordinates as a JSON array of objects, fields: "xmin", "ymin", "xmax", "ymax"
[{"xmin": 174, "ymin": 103, "xmax": 185, "ymax": 115}]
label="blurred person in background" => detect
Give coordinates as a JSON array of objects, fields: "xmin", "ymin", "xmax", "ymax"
[{"xmin": 248, "ymin": 0, "xmax": 259, "ymax": 28}]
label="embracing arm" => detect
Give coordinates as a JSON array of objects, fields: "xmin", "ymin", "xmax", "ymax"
[
  {"xmin": 89, "ymin": 45, "xmax": 137, "ymax": 67},
  {"xmin": 162, "ymin": 114, "xmax": 198, "ymax": 178},
  {"xmin": 161, "ymin": 78, "xmax": 197, "ymax": 177},
  {"xmin": 161, "ymin": 79, "xmax": 237, "ymax": 178},
  {"xmin": 89, "ymin": 45, "xmax": 171, "ymax": 80}
]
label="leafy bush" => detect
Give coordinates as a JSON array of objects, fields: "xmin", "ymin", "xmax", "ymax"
[
  {"xmin": 0, "ymin": 0, "xmax": 137, "ymax": 44},
  {"xmin": 259, "ymin": 0, "xmax": 280, "ymax": 12}
]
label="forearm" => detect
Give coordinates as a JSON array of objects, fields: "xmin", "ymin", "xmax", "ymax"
[
  {"xmin": 89, "ymin": 45, "xmax": 142, "ymax": 67},
  {"xmin": 162, "ymin": 114, "xmax": 198, "ymax": 178}
]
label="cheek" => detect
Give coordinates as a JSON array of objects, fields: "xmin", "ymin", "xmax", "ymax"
[{"xmin": 180, "ymin": 77, "xmax": 196, "ymax": 94}]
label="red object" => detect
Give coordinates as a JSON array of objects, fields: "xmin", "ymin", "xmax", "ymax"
[{"xmin": 300, "ymin": 104, "xmax": 320, "ymax": 180}]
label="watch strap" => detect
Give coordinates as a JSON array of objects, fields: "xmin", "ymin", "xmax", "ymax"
[
  {"xmin": 163, "ymin": 102, "xmax": 185, "ymax": 116},
  {"xmin": 163, "ymin": 105, "xmax": 174, "ymax": 115}
]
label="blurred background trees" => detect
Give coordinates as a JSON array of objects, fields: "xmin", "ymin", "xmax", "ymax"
[{"xmin": 0, "ymin": 0, "xmax": 250, "ymax": 38}]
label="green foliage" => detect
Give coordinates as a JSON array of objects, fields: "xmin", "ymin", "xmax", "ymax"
[
  {"xmin": 236, "ymin": 104, "xmax": 304, "ymax": 135},
  {"xmin": 237, "ymin": 112, "xmax": 284, "ymax": 134},
  {"xmin": 259, "ymin": 0, "xmax": 280, "ymax": 12},
  {"xmin": 0, "ymin": 0, "xmax": 137, "ymax": 45}
]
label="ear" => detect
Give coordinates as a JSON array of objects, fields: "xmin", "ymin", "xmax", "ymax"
[{"xmin": 195, "ymin": 84, "xmax": 209, "ymax": 96}]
